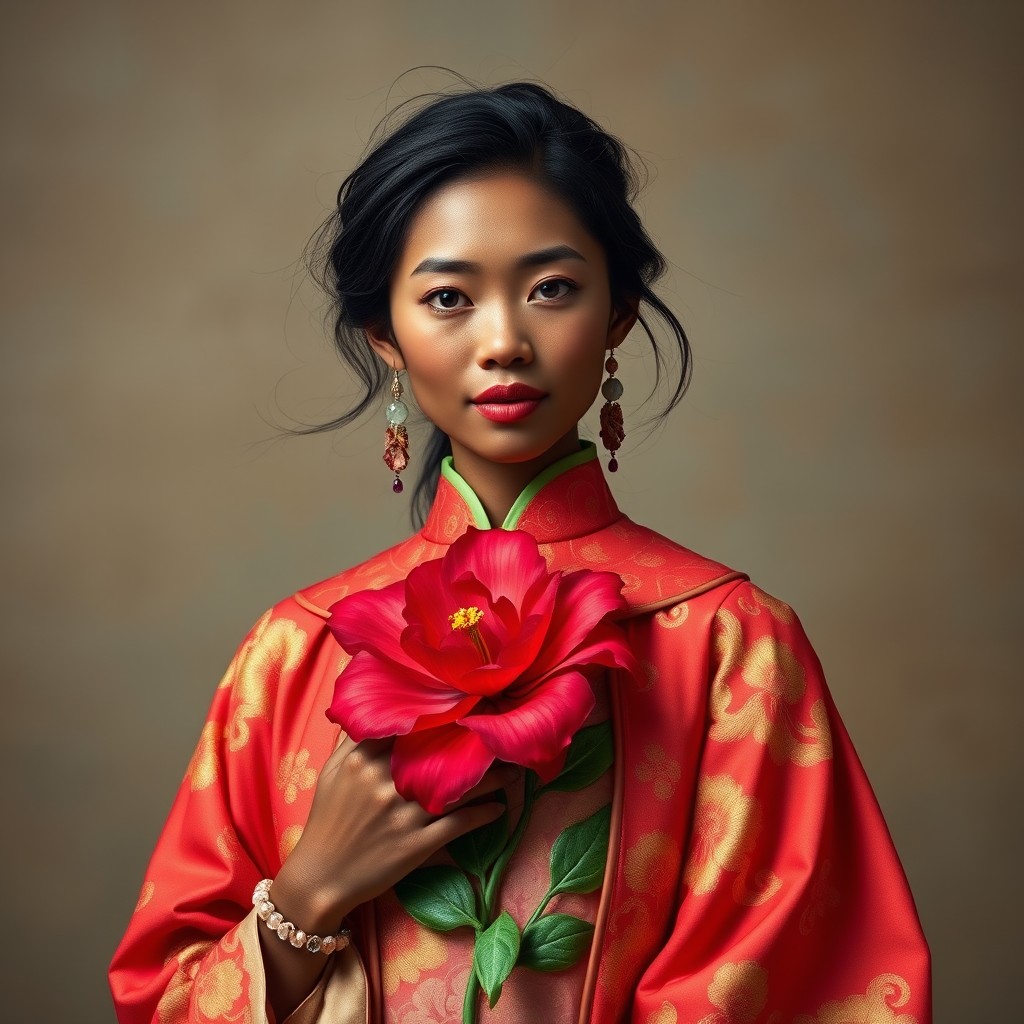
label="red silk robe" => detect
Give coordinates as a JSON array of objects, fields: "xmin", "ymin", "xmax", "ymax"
[{"xmin": 110, "ymin": 444, "xmax": 931, "ymax": 1023}]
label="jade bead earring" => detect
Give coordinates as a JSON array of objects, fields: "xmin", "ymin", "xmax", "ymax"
[{"xmin": 383, "ymin": 369, "xmax": 410, "ymax": 493}]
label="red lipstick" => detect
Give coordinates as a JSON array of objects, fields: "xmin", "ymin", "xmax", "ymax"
[{"xmin": 471, "ymin": 383, "xmax": 547, "ymax": 423}]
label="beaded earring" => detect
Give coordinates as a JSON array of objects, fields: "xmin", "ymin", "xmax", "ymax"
[
  {"xmin": 598, "ymin": 347, "xmax": 625, "ymax": 472},
  {"xmin": 383, "ymin": 369, "xmax": 410, "ymax": 493}
]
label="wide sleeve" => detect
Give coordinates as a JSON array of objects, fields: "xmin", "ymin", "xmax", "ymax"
[
  {"xmin": 631, "ymin": 582, "xmax": 931, "ymax": 1023},
  {"xmin": 108, "ymin": 605, "xmax": 363, "ymax": 1024}
]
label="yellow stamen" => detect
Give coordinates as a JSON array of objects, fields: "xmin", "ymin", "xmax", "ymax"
[{"xmin": 449, "ymin": 606, "xmax": 492, "ymax": 664}]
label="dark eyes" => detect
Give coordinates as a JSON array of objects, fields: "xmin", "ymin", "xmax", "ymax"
[{"xmin": 424, "ymin": 278, "xmax": 577, "ymax": 313}]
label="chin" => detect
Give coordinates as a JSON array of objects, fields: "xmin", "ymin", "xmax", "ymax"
[{"xmin": 460, "ymin": 431, "xmax": 580, "ymax": 468}]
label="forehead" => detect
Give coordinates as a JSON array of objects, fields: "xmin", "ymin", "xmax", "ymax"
[{"xmin": 395, "ymin": 171, "xmax": 603, "ymax": 272}]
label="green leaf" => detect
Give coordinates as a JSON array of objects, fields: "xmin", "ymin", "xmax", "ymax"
[
  {"xmin": 519, "ymin": 914, "xmax": 595, "ymax": 972},
  {"xmin": 447, "ymin": 800, "xmax": 509, "ymax": 883},
  {"xmin": 543, "ymin": 722, "xmax": 614, "ymax": 793},
  {"xmin": 393, "ymin": 866, "xmax": 480, "ymax": 933},
  {"xmin": 548, "ymin": 803, "xmax": 611, "ymax": 897},
  {"xmin": 472, "ymin": 911, "xmax": 521, "ymax": 1008}
]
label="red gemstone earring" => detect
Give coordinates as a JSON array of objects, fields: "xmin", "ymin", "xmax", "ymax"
[
  {"xmin": 383, "ymin": 369, "xmax": 410, "ymax": 493},
  {"xmin": 598, "ymin": 347, "xmax": 625, "ymax": 472}
]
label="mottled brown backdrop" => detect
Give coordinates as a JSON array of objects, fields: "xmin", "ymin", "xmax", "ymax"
[{"xmin": 2, "ymin": 2, "xmax": 1020, "ymax": 1021}]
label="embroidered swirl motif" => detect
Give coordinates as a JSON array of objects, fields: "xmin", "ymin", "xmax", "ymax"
[
  {"xmin": 683, "ymin": 774, "xmax": 781, "ymax": 906},
  {"xmin": 736, "ymin": 584, "xmax": 795, "ymax": 624},
  {"xmin": 222, "ymin": 612, "xmax": 308, "ymax": 753},
  {"xmin": 794, "ymin": 973, "xmax": 917, "ymax": 1024},
  {"xmin": 709, "ymin": 609, "xmax": 832, "ymax": 766}
]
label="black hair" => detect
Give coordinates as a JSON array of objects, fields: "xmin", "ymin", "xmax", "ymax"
[{"xmin": 301, "ymin": 74, "xmax": 692, "ymax": 527}]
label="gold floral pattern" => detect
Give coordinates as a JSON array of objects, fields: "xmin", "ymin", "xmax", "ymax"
[
  {"xmin": 709, "ymin": 609, "xmax": 832, "ymax": 766},
  {"xmin": 646, "ymin": 1002, "xmax": 678, "ymax": 1024},
  {"xmin": 134, "ymin": 879, "xmax": 155, "ymax": 912},
  {"xmin": 683, "ymin": 774, "xmax": 781, "ymax": 906},
  {"xmin": 602, "ymin": 830, "xmax": 681, "ymax": 997},
  {"xmin": 157, "ymin": 932, "xmax": 251, "ymax": 1022},
  {"xmin": 624, "ymin": 831, "xmax": 681, "ymax": 896},
  {"xmin": 696, "ymin": 960, "xmax": 768, "ymax": 1024},
  {"xmin": 279, "ymin": 823, "xmax": 303, "ymax": 861},
  {"xmin": 187, "ymin": 722, "xmax": 221, "ymax": 792},
  {"xmin": 276, "ymin": 748, "xmax": 318, "ymax": 804},
  {"xmin": 157, "ymin": 940, "xmax": 213, "ymax": 1022},
  {"xmin": 600, "ymin": 894, "xmax": 654, "ymax": 997},
  {"xmin": 736, "ymin": 585, "xmax": 795, "ymax": 624},
  {"xmin": 222, "ymin": 612, "xmax": 308, "ymax": 753},
  {"xmin": 215, "ymin": 826, "xmax": 242, "ymax": 863},
  {"xmin": 794, "ymin": 974, "xmax": 917, "ymax": 1024},
  {"xmin": 194, "ymin": 959, "xmax": 244, "ymax": 1020},
  {"xmin": 635, "ymin": 743, "xmax": 682, "ymax": 799}
]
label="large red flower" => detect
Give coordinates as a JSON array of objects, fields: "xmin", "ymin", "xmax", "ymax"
[{"xmin": 325, "ymin": 527, "xmax": 636, "ymax": 814}]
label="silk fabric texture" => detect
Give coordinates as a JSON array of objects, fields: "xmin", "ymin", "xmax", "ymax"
[{"xmin": 109, "ymin": 442, "xmax": 931, "ymax": 1023}]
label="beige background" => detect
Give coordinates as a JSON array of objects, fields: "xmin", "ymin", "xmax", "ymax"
[{"xmin": 2, "ymin": 2, "xmax": 1020, "ymax": 1021}]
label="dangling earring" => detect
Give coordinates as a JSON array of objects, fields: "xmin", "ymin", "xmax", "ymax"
[
  {"xmin": 383, "ymin": 369, "xmax": 410, "ymax": 493},
  {"xmin": 599, "ymin": 347, "xmax": 625, "ymax": 472}
]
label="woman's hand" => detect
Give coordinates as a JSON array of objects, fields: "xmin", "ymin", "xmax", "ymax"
[
  {"xmin": 258, "ymin": 731, "xmax": 510, "ymax": 1021},
  {"xmin": 271, "ymin": 731, "xmax": 510, "ymax": 929}
]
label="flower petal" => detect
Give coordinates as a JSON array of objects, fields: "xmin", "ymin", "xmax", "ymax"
[
  {"xmin": 529, "ymin": 621, "xmax": 640, "ymax": 688},
  {"xmin": 391, "ymin": 724, "xmax": 496, "ymax": 814},
  {"xmin": 460, "ymin": 670, "xmax": 595, "ymax": 771},
  {"xmin": 445, "ymin": 527, "xmax": 548, "ymax": 607},
  {"xmin": 533, "ymin": 748, "xmax": 570, "ymax": 785},
  {"xmin": 326, "ymin": 651, "xmax": 462, "ymax": 740},
  {"xmin": 490, "ymin": 572, "xmax": 559, "ymax": 673},
  {"xmin": 328, "ymin": 581, "xmax": 424, "ymax": 674},
  {"xmin": 401, "ymin": 624, "xmax": 482, "ymax": 683},
  {"xmin": 527, "ymin": 570, "xmax": 630, "ymax": 679},
  {"xmin": 402, "ymin": 556, "xmax": 459, "ymax": 644}
]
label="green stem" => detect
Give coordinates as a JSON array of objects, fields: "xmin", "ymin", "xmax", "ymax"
[
  {"xmin": 522, "ymin": 887, "xmax": 555, "ymax": 933},
  {"xmin": 462, "ymin": 968, "xmax": 481, "ymax": 1024},
  {"xmin": 483, "ymin": 771, "xmax": 538, "ymax": 915},
  {"xmin": 462, "ymin": 771, "xmax": 540, "ymax": 1024}
]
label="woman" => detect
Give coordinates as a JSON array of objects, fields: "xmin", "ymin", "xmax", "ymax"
[{"xmin": 109, "ymin": 81, "xmax": 931, "ymax": 1024}]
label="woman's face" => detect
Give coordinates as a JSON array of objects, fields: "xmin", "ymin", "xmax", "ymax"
[{"xmin": 369, "ymin": 171, "xmax": 635, "ymax": 482}]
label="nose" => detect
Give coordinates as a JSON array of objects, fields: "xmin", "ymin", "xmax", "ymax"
[{"xmin": 475, "ymin": 305, "xmax": 534, "ymax": 369}]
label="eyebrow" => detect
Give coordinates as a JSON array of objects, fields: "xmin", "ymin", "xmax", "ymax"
[{"xmin": 410, "ymin": 244, "xmax": 587, "ymax": 276}]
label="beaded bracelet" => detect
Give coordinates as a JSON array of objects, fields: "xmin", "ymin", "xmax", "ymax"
[{"xmin": 252, "ymin": 878, "xmax": 352, "ymax": 955}]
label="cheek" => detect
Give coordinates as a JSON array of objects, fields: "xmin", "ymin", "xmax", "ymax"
[{"xmin": 549, "ymin": 312, "xmax": 609, "ymax": 377}]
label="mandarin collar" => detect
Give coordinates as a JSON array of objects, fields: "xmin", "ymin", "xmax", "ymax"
[{"xmin": 420, "ymin": 441, "xmax": 623, "ymax": 546}]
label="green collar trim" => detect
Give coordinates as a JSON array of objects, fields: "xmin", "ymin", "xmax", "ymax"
[{"xmin": 440, "ymin": 441, "xmax": 598, "ymax": 530}]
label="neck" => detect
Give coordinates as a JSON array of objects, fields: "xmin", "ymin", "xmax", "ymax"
[{"xmin": 448, "ymin": 430, "xmax": 582, "ymax": 527}]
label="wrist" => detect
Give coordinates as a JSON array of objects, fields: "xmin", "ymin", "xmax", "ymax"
[
  {"xmin": 254, "ymin": 877, "xmax": 352, "ymax": 956},
  {"xmin": 271, "ymin": 860, "xmax": 354, "ymax": 932}
]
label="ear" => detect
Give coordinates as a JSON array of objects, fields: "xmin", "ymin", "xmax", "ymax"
[
  {"xmin": 364, "ymin": 323, "xmax": 406, "ymax": 371},
  {"xmin": 607, "ymin": 297, "xmax": 639, "ymax": 350}
]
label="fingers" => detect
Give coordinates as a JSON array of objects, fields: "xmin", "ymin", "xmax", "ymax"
[
  {"xmin": 425, "ymin": 800, "xmax": 506, "ymax": 848},
  {"xmin": 449, "ymin": 764, "xmax": 519, "ymax": 808}
]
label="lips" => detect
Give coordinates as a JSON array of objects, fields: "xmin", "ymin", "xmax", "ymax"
[
  {"xmin": 471, "ymin": 383, "xmax": 547, "ymax": 424},
  {"xmin": 472, "ymin": 383, "xmax": 547, "ymax": 403}
]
